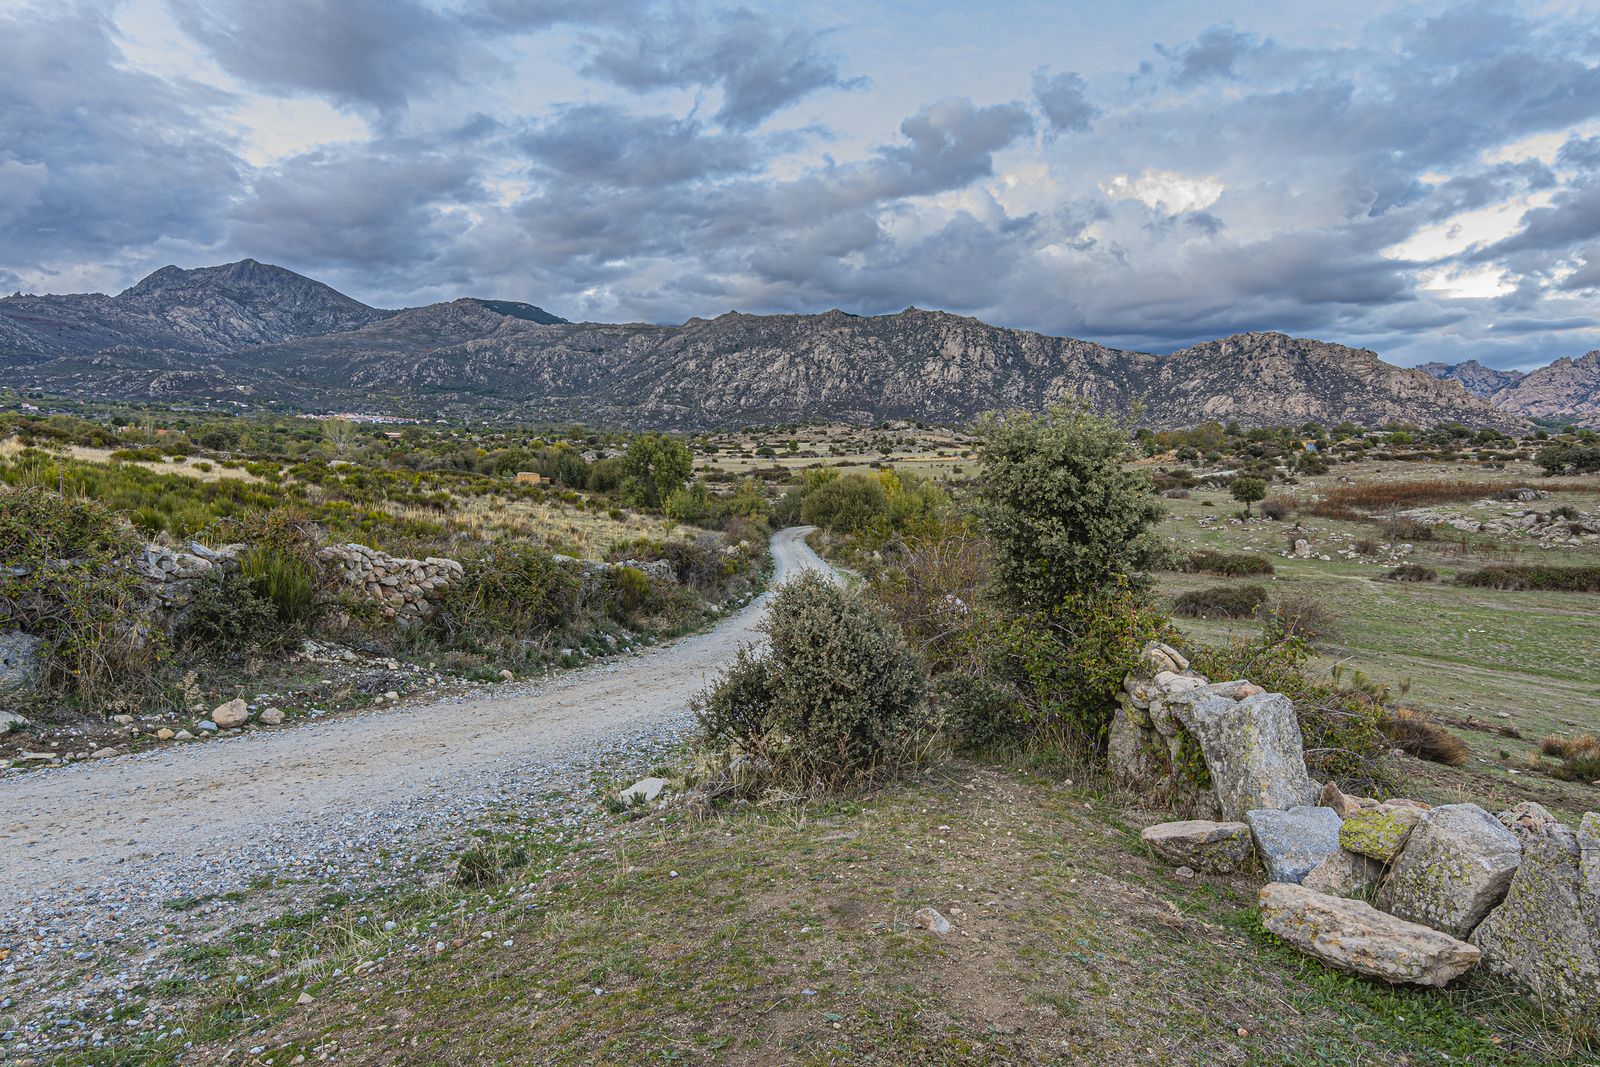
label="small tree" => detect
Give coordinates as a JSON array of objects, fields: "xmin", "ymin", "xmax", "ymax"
[
  {"xmin": 1230, "ymin": 475, "xmax": 1268, "ymax": 517},
  {"xmin": 973, "ymin": 403, "xmax": 1165, "ymax": 611},
  {"xmin": 621, "ymin": 433, "xmax": 693, "ymax": 508}
]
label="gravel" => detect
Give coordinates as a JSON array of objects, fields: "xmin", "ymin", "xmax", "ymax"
[{"xmin": 0, "ymin": 527, "xmax": 826, "ymax": 1062}]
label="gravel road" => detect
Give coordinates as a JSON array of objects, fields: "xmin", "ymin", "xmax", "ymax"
[
  {"xmin": 0, "ymin": 527, "xmax": 831, "ymax": 1059},
  {"xmin": 0, "ymin": 526, "xmax": 828, "ymax": 910}
]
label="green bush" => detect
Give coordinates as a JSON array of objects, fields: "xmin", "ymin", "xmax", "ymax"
[
  {"xmin": 180, "ymin": 570, "xmax": 280, "ymax": 653},
  {"xmin": 695, "ymin": 572, "xmax": 929, "ymax": 790},
  {"xmin": 1183, "ymin": 549, "xmax": 1275, "ymax": 577},
  {"xmin": 0, "ymin": 486, "xmax": 148, "ymax": 701},
  {"xmin": 621, "ymin": 433, "xmax": 693, "ymax": 508},
  {"xmin": 800, "ymin": 472, "xmax": 889, "ymax": 535},
  {"xmin": 1172, "ymin": 583, "xmax": 1269, "ymax": 618},
  {"xmin": 240, "ymin": 544, "xmax": 320, "ymax": 633},
  {"xmin": 437, "ymin": 543, "xmax": 582, "ymax": 638},
  {"xmin": 973, "ymin": 403, "xmax": 1166, "ymax": 612},
  {"xmin": 983, "ymin": 589, "xmax": 1169, "ymax": 753},
  {"xmin": 1456, "ymin": 565, "xmax": 1600, "ymax": 592}
]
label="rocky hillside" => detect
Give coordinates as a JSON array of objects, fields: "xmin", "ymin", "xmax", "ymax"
[
  {"xmin": 1416, "ymin": 359, "xmax": 1526, "ymax": 398},
  {"xmin": 1, "ymin": 260, "xmax": 1526, "ymax": 430},
  {"xmin": 1421, "ymin": 353, "xmax": 1600, "ymax": 428}
]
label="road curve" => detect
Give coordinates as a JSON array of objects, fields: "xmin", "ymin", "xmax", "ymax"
[{"xmin": 0, "ymin": 526, "xmax": 831, "ymax": 910}]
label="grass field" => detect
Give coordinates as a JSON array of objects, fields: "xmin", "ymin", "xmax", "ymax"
[
  {"xmin": 1154, "ymin": 458, "xmax": 1600, "ymax": 815},
  {"xmin": 73, "ymin": 759, "xmax": 1583, "ymax": 1067}
]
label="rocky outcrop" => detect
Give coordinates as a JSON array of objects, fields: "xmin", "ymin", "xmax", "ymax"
[
  {"xmin": 1246, "ymin": 805, "xmax": 1344, "ymax": 884},
  {"xmin": 1470, "ymin": 804, "xmax": 1600, "ymax": 1010},
  {"xmin": 1416, "ymin": 359, "xmax": 1526, "ymax": 398},
  {"xmin": 1380, "ymin": 804, "xmax": 1522, "ymax": 939},
  {"xmin": 317, "ymin": 543, "xmax": 464, "ymax": 623},
  {"xmin": 1140, "ymin": 820, "xmax": 1255, "ymax": 874},
  {"xmin": 1259, "ymin": 883, "xmax": 1481, "ymax": 987},
  {"xmin": 1488, "ymin": 350, "xmax": 1600, "ymax": 429}
]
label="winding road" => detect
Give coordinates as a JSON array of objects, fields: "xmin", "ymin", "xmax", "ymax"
[{"xmin": 0, "ymin": 526, "xmax": 832, "ymax": 912}]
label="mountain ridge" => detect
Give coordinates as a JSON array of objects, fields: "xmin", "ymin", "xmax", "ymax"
[{"xmin": 0, "ymin": 260, "xmax": 1545, "ymax": 430}]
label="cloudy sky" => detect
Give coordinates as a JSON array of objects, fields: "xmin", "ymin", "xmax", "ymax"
[{"xmin": 3, "ymin": 0, "xmax": 1600, "ymax": 368}]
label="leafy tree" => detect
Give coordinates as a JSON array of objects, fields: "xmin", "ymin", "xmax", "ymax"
[
  {"xmin": 973, "ymin": 403, "xmax": 1165, "ymax": 611},
  {"xmin": 1230, "ymin": 474, "xmax": 1268, "ymax": 516},
  {"xmin": 621, "ymin": 433, "xmax": 692, "ymax": 507}
]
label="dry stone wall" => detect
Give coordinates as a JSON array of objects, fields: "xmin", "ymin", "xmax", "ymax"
[{"xmin": 316, "ymin": 543, "xmax": 464, "ymax": 623}]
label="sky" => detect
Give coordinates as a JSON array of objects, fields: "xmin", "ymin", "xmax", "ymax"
[{"xmin": 2, "ymin": 0, "xmax": 1600, "ymax": 369}]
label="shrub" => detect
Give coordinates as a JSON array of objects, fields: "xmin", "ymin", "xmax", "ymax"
[
  {"xmin": 621, "ymin": 433, "xmax": 693, "ymax": 508},
  {"xmin": 870, "ymin": 533, "xmax": 991, "ymax": 675},
  {"xmin": 1172, "ymin": 583, "xmax": 1269, "ymax": 618},
  {"xmin": 983, "ymin": 590, "xmax": 1170, "ymax": 753},
  {"xmin": 1183, "ymin": 549, "xmax": 1275, "ymax": 577},
  {"xmin": 180, "ymin": 570, "xmax": 280, "ymax": 653},
  {"xmin": 973, "ymin": 403, "xmax": 1165, "ymax": 612},
  {"xmin": 1384, "ymin": 563, "xmax": 1437, "ymax": 582},
  {"xmin": 1381, "ymin": 709, "xmax": 1469, "ymax": 767},
  {"xmin": 240, "ymin": 544, "xmax": 320, "ymax": 633},
  {"xmin": 436, "ymin": 543, "xmax": 582, "ymax": 639},
  {"xmin": 1456, "ymin": 565, "xmax": 1600, "ymax": 592},
  {"xmin": 1381, "ymin": 517, "xmax": 1436, "ymax": 543},
  {"xmin": 452, "ymin": 837, "xmax": 530, "ymax": 887},
  {"xmin": 800, "ymin": 472, "xmax": 889, "ymax": 536},
  {"xmin": 1351, "ymin": 537, "xmax": 1379, "ymax": 555},
  {"xmin": 1259, "ymin": 498, "xmax": 1292, "ymax": 521},
  {"xmin": 1264, "ymin": 594, "xmax": 1335, "ymax": 642},
  {"xmin": 0, "ymin": 486, "xmax": 148, "ymax": 701},
  {"xmin": 695, "ymin": 572, "xmax": 929, "ymax": 790}
]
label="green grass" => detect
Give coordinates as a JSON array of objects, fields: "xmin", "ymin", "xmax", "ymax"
[
  {"xmin": 63, "ymin": 762, "xmax": 1592, "ymax": 1066},
  {"xmin": 1155, "ymin": 459, "xmax": 1600, "ymax": 810}
]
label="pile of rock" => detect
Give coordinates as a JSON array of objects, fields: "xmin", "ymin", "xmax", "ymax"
[
  {"xmin": 1123, "ymin": 638, "xmax": 1600, "ymax": 1005},
  {"xmin": 316, "ymin": 543, "xmax": 463, "ymax": 623},
  {"xmin": 1126, "ymin": 639, "xmax": 1600, "ymax": 1004},
  {"xmin": 133, "ymin": 541, "xmax": 243, "ymax": 630}
]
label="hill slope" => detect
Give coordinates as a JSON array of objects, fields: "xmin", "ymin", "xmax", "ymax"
[{"xmin": 0, "ymin": 262, "xmax": 1525, "ymax": 430}]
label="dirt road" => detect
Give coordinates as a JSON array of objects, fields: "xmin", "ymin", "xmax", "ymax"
[{"xmin": 0, "ymin": 526, "xmax": 831, "ymax": 911}]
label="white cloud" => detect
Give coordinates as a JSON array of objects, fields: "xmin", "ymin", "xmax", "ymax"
[{"xmin": 1101, "ymin": 169, "xmax": 1224, "ymax": 214}]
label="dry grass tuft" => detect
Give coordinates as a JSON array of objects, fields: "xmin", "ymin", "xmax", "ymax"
[{"xmin": 1381, "ymin": 708, "xmax": 1469, "ymax": 767}]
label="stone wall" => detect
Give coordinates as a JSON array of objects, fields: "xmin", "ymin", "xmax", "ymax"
[
  {"xmin": 133, "ymin": 541, "xmax": 243, "ymax": 631},
  {"xmin": 316, "ymin": 543, "xmax": 464, "ymax": 623}
]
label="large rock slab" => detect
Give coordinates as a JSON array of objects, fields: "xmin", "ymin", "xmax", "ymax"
[
  {"xmin": 1339, "ymin": 803, "xmax": 1424, "ymax": 861},
  {"xmin": 1303, "ymin": 848, "xmax": 1386, "ymax": 899},
  {"xmin": 0, "ymin": 630, "xmax": 42, "ymax": 694},
  {"xmin": 1380, "ymin": 803, "xmax": 1521, "ymax": 939},
  {"xmin": 1469, "ymin": 804, "xmax": 1600, "ymax": 1010},
  {"xmin": 1260, "ymin": 883, "xmax": 1481, "ymax": 987},
  {"xmin": 1140, "ymin": 820, "xmax": 1255, "ymax": 874},
  {"xmin": 1246, "ymin": 805, "xmax": 1343, "ymax": 884},
  {"xmin": 1172, "ymin": 687, "xmax": 1321, "ymax": 820}
]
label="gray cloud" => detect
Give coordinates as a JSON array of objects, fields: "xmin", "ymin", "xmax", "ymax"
[
  {"xmin": 581, "ymin": 6, "xmax": 861, "ymax": 129},
  {"xmin": 520, "ymin": 105, "xmax": 761, "ymax": 187},
  {"xmin": 1031, "ymin": 69, "xmax": 1098, "ymax": 134},
  {"xmin": 0, "ymin": 3, "xmax": 240, "ymax": 269}
]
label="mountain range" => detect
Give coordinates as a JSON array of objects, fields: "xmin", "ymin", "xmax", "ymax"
[
  {"xmin": 2, "ymin": 259, "xmax": 1580, "ymax": 431},
  {"xmin": 1418, "ymin": 356, "xmax": 1600, "ymax": 429}
]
